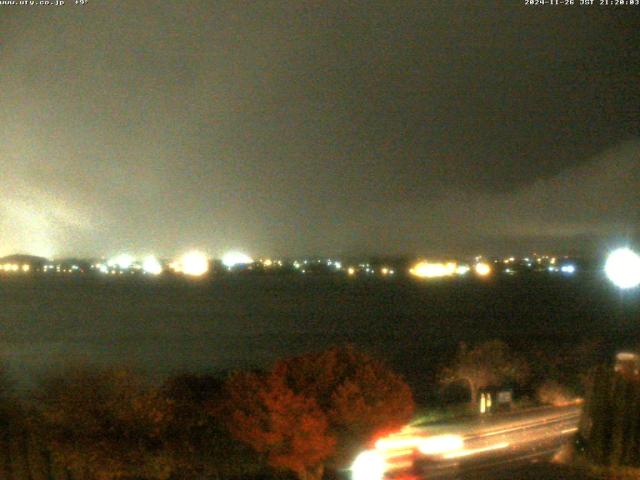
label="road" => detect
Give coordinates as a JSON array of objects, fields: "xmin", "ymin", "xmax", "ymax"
[{"xmin": 362, "ymin": 404, "xmax": 586, "ymax": 479}]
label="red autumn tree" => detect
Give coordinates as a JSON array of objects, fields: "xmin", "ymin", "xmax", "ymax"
[
  {"xmin": 274, "ymin": 345, "xmax": 415, "ymax": 465},
  {"xmin": 223, "ymin": 370, "xmax": 335, "ymax": 480}
]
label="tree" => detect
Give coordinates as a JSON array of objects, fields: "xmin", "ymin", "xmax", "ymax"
[
  {"xmin": 34, "ymin": 367, "xmax": 173, "ymax": 480},
  {"xmin": 274, "ymin": 345, "xmax": 415, "ymax": 466},
  {"xmin": 439, "ymin": 340, "xmax": 529, "ymax": 405},
  {"xmin": 580, "ymin": 366, "xmax": 640, "ymax": 467},
  {"xmin": 222, "ymin": 370, "xmax": 335, "ymax": 480},
  {"xmin": 161, "ymin": 373, "xmax": 262, "ymax": 479},
  {"xmin": 221, "ymin": 346, "xmax": 415, "ymax": 476}
]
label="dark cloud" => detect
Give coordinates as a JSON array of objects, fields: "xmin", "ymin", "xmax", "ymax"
[{"xmin": 0, "ymin": 1, "xmax": 637, "ymax": 258}]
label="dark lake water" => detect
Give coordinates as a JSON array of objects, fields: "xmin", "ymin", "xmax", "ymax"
[{"xmin": 0, "ymin": 273, "xmax": 637, "ymax": 395}]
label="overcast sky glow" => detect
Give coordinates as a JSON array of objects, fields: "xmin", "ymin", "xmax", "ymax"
[{"xmin": 0, "ymin": 2, "xmax": 638, "ymax": 259}]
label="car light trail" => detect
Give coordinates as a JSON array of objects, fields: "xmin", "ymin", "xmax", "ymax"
[
  {"xmin": 356, "ymin": 404, "xmax": 581, "ymax": 479},
  {"xmin": 417, "ymin": 434, "xmax": 464, "ymax": 455},
  {"xmin": 442, "ymin": 441, "xmax": 510, "ymax": 459}
]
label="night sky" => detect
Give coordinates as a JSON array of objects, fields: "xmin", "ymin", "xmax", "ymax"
[{"xmin": 0, "ymin": 1, "xmax": 638, "ymax": 259}]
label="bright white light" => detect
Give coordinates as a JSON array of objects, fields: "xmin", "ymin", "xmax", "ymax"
[
  {"xmin": 108, "ymin": 254, "xmax": 134, "ymax": 269},
  {"xmin": 560, "ymin": 264, "xmax": 576, "ymax": 274},
  {"xmin": 351, "ymin": 450, "xmax": 386, "ymax": 480},
  {"xmin": 180, "ymin": 251, "xmax": 209, "ymax": 277},
  {"xmin": 142, "ymin": 256, "xmax": 163, "ymax": 275},
  {"xmin": 605, "ymin": 248, "xmax": 640, "ymax": 289},
  {"xmin": 222, "ymin": 251, "xmax": 253, "ymax": 269},
  {"xmin": 418, "ymin": 434, "xmax": 464, "ymax": 455}
]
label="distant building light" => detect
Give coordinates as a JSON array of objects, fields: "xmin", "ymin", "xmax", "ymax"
[
  {"xmin": 109, "ymin": 254, "xmax": 134, "ymax": 270},
  {"xmin": 456, "ymin": 265, "xmax": 470, "ymax": 275},
  {"xmin": 410, "ymin": 261, "xmax": 457, "ymax": 279},
  {"xmin": 474, "ymin": 262, "xmax": 491, "ymax": 277},
  {"xmin": 142, "ymin": 256, "xmax": 163, "ymax": 275},
  {"xmin": 222, "ymin": 251, "xmax": 253, "ymax": 269},
  {"xmin": 181, "ymin": 251, "xmax": 210, "ymax": 277}
]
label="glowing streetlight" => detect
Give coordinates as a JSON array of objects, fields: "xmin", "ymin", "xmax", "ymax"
[{"xmin": 605, "ymin": 248, "xmax": 640, "ymax": 289}]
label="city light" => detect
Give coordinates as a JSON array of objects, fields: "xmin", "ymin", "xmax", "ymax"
[
  {"xmin": 142, "ymin": 256, "xmax": 163, "ymax": 275},
  {"xmin": 605, "ymin": 248, "xmax": 640, "ymax": 289},
  {"xmin": 108, "ymin": 254, "xmax": 134, "ymax": 269},
  {"xmin": 180, "ymin": 251, "xmax": 209, "ymax": 277},
  {"xmin": 410, "ymin": 261, "xmax": 456, "ymax": 279},
  {"xmin": 560, "ymin": 264, "xmax": 576, "ymax": 274},
  {"xmin": 474, "ymin": 262, "xmax": 491, "ymax": 276},
  {"xmin": 351, "ymin": 450, "xmax": 386, "ymax": 480},
  {"xmin": 456, "ymin": 265, "xmax": 470, "ymax": 275},
  {"xmin": 222, "ymin": 251, "xmax": 253, "ymax": 269}
]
